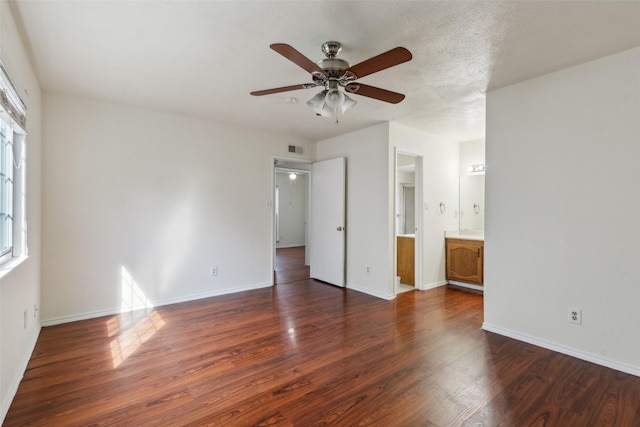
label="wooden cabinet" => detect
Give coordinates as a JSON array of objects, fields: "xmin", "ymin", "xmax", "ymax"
[
  {"xmin": 446, "ymin": 238, "xmax": 483, "ymax": 285},
  {"xmin": 397, "ymin": 236, "xmax": 415, "ymax": 286}
]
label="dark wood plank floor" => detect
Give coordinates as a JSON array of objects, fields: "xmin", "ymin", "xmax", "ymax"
[
  {"xmin": 6, "ymin": 281, "xmax": 640, "ymax": 426},
  {"xmin": 275, "ymin": 246, "xmax": 310, "ymax": 284}
]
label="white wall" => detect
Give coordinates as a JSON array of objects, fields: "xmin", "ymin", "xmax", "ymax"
[
  {"xmin": 275, "ymin": 171, "xmax": 307, "ymax": 248},
  {"xmin": 390, "ymin": 123, "xmax": 459, "ymax": 289},
  {"xmin": 316, "ymin": 123, "xmax": 392, "ymax": 299},
  {"xmin": 315, "ymin": 122, "xmax": 459, "ymax": 298},
  {"xmin": 0, "ymin": 0, "xmax": 42, "ymax": 420},
  {"xmin": 42, "ymin": 92, "xmax": 313, "ymax": 324},
  {"xmin": 484, "ymin": 47, "xmax": 640, "ymax": 375}
]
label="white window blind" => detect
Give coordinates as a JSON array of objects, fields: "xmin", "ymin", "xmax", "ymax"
[{"xmin": 0, "ymin": 61, "xmax": 27, "ymax": 264}]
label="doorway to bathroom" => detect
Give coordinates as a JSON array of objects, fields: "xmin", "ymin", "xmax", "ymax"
[{"xmin": 395, "ymin": 152, "xmax": 423, "ymax": 294}]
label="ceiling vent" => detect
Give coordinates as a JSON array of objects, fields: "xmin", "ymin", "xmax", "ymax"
[{"xmin": 288, "ymin": 145, "xmax": 303, "ymax": 154}]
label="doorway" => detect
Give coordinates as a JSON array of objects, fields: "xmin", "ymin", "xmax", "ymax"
[
  {"xmin": 395, "ymin": 152, "xmax": 423, "ymax": 294},
  {"xmin": 273, "ymin": 163, "xmax": 311, "ymax": 284}
]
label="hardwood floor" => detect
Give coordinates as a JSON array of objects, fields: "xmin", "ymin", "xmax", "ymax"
[
  {"xmin": 275, "ymin": 246, "xmax": 310, "ymax": 284},
  {"xmin": 6, "ymin": 282, "xmax": 640, "ymax": 426}
]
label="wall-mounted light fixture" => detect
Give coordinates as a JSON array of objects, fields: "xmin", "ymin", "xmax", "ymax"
[
  {"xmin": 468, "ymin": 164, "xmax": 486, "ymax": 174},
  {"xmin": 289, "ymin": 172, "xmax": 297, "ymax": 180}
]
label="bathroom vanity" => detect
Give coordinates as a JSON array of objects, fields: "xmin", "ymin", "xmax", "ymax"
[
  {"xmin": 445, "ymin": 231, "xmax": 484, "ymax": 288},
  {"xmin": 451, "ymin": 139, "xmax": 485, "ymax": 289}
]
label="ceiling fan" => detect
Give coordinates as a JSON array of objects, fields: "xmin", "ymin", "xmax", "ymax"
[{"xmin": 250, "ymin": 41, "xmax": 412, "ymax": 122}]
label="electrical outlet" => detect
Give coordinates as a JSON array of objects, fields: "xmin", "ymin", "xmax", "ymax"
[
  {"xmin": 568, "ymin": 307, "xmax": 582, "ymax": 325},
  {"xmin": 366, "ymin": 266, "xmax": 370, "ymax": 273},
  {"xmin": 211, "ymin": 266, "xmax": 218, "ymax": 277}
]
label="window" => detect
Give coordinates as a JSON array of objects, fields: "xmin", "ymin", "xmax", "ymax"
[
  {"xmin": 0, "ymin": 63, "xmax": 27, "ymax": 265},
  {"xmin": 0, "ymin": 118, "xmax": 14, "ymax": 257}
]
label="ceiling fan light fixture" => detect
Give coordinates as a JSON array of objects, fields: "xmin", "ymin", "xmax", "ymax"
[
  {"xmin": 307, "ymin": 91, "xmax": 331, "ymax": 116},
  {"xmin": 307, "ymin": 91, "xmax": 325, "ymax": 108},
  {"xmin": 318, "ymin": 103, "xmax": 334, "ymax": 118},
  {"xmin": 325, "ymin": 89, "xmax": 345, "ymax": 109},
  {"xmin": 307, "ymin": 88, "xmax": 356, "ymax": 118},
  {"xmin": 342, "ymin": 93, "xmax": 357, "ymax": 112}
]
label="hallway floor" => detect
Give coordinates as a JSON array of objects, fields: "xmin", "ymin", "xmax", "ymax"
[{"xmin": 275, "ymin": 246, "xmax": 310, "ymax": 284}]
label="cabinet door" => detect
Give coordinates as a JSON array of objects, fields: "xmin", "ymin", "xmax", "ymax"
[
  {"xmin": 397, "ymin": 236, "xmax": 415, "ymax": 286},
  {"xmin": 446, "ymin": 239, "xmax": 483, "ymax": 285}
]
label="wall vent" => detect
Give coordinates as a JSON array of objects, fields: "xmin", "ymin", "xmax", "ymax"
[{"xmin": 288, "ymin": 145, "xmax": 303, "ymax": 154}]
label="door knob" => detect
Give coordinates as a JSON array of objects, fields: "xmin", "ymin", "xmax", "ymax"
[{"xmin": 336, "ymin": 226, "xmax": 343, "ymax": 231}]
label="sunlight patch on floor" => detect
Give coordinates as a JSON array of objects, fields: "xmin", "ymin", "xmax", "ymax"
[
  {"xmin": 109, "ymin": 311, "xmax": 165, "ymax": 368},
  {"xmin": 108, "ymin": 266, "xmax": 166, "ymax": 368}
]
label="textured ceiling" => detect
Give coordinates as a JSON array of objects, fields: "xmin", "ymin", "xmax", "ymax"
[{"xmin": 10, "ymin": 1, "xmax": 640, "ymax": 143}]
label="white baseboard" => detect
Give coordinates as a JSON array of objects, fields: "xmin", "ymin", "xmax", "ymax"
[
  {"xmin": 447, "ymin": 280, "xmax": 484, "ymax": 291},
  {"xmin": 419, "ymin": 280, "xmax": 448, "ymax": 291},
  {"xmin": 41, "ymin": 281, "xmax": 273, "ymax": 326},
  {"xmin": 347, "ymin": 283, "xmax": 395, "ymax": 300},
  {"xmin": 1, "ymin": 325, "xmax": 41, "ymax": 423},
  {"xmin": 347, "ymin": 280, "xmax": 449, "ymax": 299},
  {"xmin": 482, "ymin": 322, "xmax": 640, "ymax": 378}
]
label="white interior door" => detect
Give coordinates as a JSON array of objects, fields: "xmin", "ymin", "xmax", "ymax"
[{"xmin": 310, "ymin": 157, "xmax": 346, "ymax": 286}]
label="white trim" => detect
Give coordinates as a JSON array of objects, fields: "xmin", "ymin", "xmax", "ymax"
[
  {"xmin": 1, "ymin": 325, "xmax": 40, "ymax": 423},
  {"xmin": 482, "ymin": 322, "xmax": 640, "ymax": 378},
  {"xmin": 348, "ymin": 283, "xmax": 395, "ymax": 301},
  {"xmin": 0, "ymin": 255, "xmax": 28, "ymax": 280},
  {"xmin": 275, "ymin": 166, "xmax": 310, "ymax": 175},
  {"xmin": 0, "ymin": 51, "xmax": 28, "ymax": 108},
  {"xmin": 419, "ymin": 280, "xmax": 448, "ymax": 291},
  {"xmin": 41, "ymin": 281, "xmax": 272, "ymax": 326},
  {"xmin": 447, "ymin": 280, "xmax": 484, "ymax": 292}
]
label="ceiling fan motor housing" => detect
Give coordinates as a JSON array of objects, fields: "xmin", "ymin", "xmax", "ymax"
[
  {"xmin": 317, "ymin": 58, "xmax": 350, "ymax": 77},
  {"xmin": 317, "ymin": 41, "xmax": 350, "ymax": 78},
  {"xmin": 321, "ymin": 41, "xmax": 342, "ymax": 58}
]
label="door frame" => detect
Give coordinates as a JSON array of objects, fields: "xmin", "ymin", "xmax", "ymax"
[
  {"xmin": 271, "ymin": 157, "xmax": 312, "ymax": 284},
  {"xmin": 394, "ymin": 150, "xmax": 424, "ymax": 294}
]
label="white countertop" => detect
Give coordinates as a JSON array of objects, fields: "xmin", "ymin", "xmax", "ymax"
[{"xmin": 445, "ymin": 230, "xmax": 484, "ymax": 241}]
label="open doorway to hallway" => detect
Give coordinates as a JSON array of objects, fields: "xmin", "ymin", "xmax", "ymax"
[{"xmin": 274, "ymin": 164, "xmax": 311, "ymax": 284}]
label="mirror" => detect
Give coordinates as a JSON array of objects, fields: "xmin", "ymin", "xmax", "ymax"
[
  {"xmin": 458, "ymin": 139, "xmax": 485, "ymax": 231},
  {"xmin": 459, "ymin": 175, "xmax": 484, "ymax": 230},
  {"xmin": 396, "ymin": 154, "xmax": 416, "ymax": 235},
  {"xmin": 401, "ymin": 185, "xmax": 415, "ymax": 234}
]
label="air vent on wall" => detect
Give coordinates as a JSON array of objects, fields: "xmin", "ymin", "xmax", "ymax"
[{"xmin": 288, "ymin": 145, "xmax": 303, "ymax": 154}]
